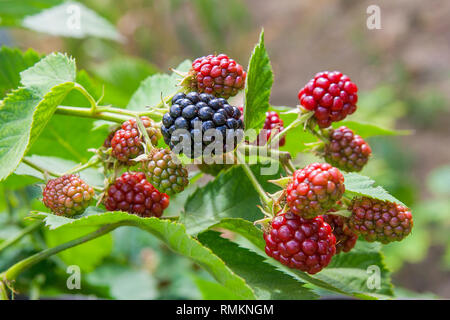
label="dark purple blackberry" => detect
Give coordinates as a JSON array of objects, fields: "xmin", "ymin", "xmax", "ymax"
[{"xmin": 161, "ymin": 92, "xmax": 244, "ymax": 158}]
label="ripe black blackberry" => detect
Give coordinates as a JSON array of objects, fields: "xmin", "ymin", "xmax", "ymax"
[
  {"xmin": 144, "ymin": 148, "xmax": 189, "ymax": 195},
  {"xmin": 161, "ymin": 92, "xmax": 244, "ymax": 158}
]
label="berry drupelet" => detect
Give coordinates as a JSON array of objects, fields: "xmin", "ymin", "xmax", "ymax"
[{"xmin": 322, "ymin": 213, "xmax": 358, "ymax": 254}]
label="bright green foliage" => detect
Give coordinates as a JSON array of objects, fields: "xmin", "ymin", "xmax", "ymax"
[
  {"xmin": 343, "ymin": 172, "xmax": 406, "ymax": 206},
  {"xmin": 244, "ymin": 30, "xmax": 273, "ymax": 131}
]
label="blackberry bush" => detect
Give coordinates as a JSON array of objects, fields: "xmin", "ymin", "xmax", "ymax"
[
  {"xmin": 161, "ymin": 91, "xmax": 244, "ymax": 158},
  {"xmin": 1, "ymin": 29, "xmax": 417, "ymax": 301}
]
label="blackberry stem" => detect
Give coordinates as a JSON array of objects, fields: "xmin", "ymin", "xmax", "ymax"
[
  {"xmin": 268, "ymin": 111, "xmax": 313, "ymax": 146},
  {"xmin": 134, "ymin": 116, "xmax": 155, "ymax": 152},
  {"xmin": 0, "ymin": 223, "xmax": 124, "ymax": 290},
  {"xmin": 237, "ymin": 153, "xmax": 272, "ymax": 207},
  {"xmin": 21, "ymin": 158, "xmax": 59, "ymax": 178},
  {"xmin": 21, "ymin": 158, "xmax": 103, "ymax": 192},
  {"xmin": 74, "ymin": 84, "xmax": 98, "ymax": 113},
  {"xmin": 0, "ymin": 221, "xmax": 42, "ymax": 253},
  {"xmin": 0, "ymin": 281, "xmax": 8, "ymax": 300},
  {"xmin": 55, "ymin": 106, "xmax": 130, "ymax": 123}
]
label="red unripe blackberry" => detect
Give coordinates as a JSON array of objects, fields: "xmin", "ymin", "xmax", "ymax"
[
  {"xmin": 286, "ymin": 163, "xmax": 345, "ymax": 218},
  {"xmin": 324, "ymin": 126, "xmax": 372, "ymax": 172},
  {"xmin": 104, "ymin": 172, "xmax": 169, "ymax": 218},
  {"xmin": 189, "ymin": 54, "xmax": 246, "ymax": 98},
  {"xmin": 103, "ymin": 130, "xmax": 115, "ymax": 148},
  {"xmin": 298, "ymin": 71, "xmax": 358, "ymax": 128},
  {"xmin": 144, "ymin": 148, "xmax": 189, "ymax": 195},
  {"xmin": 264, "ymin": 211, "xmax": 336, "ymax": 274},
  {"xmin": 111, "ymin": 117, "xmax": 161, "ymax": 163},
  {"xmin": 42, "ymin": 175, "xmax": 95, "ymax": 217},
  {"xmin": 348, "ymin": 197, "xmax": 413, "ymax": 244},
  {"xmin": 322, "ymin": 213, "xmax": 357, "ymax": 254},
  {"xmin": 257, "ymin": 111, "xmax": 286, "ymax": 147}
]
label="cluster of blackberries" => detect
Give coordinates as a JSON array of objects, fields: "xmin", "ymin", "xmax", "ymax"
[
  {"xmin": 264, "ymin": 161, "xmax": 413, "ymax": 274},
  {"xmin": 161, "ymin": 92, "xmax": 244, "ymax": 158}
]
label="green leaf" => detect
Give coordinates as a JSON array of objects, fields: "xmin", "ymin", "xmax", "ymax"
[
  {"xmin": 244, "ymin": 30, "xmax": 273, "ymax": 131},
  {"xmin": 0, "ymin": 83, "xmax": 74, "ymax": 181},
  {"xmin": 91, "ymin": 57, "xmax": 159, "ymax": 107},
  {"xmin": 192, "ymin": 275, "xmax": 243, "ymax": 300},
  {"xmin": 209, "ymin": 218, "xmax": 393, "ymax": 299},
  {"xmin": 44, "ymin": 225, "xmax": 112, "ymax": 273},
  {"xmin": 32, "ymin": 211, "xmax": 256, "ymax": 299},
  {"xmin": 20, "ymin": 52, "xmax": 76, "ymax": 95},
  {"xmin": 332, "ymin": 120, "xmax": 411, "ymax": 138},
  {"xmin": 21, "ymin": 1, "xmax": 123, "ymax": 41},
  {"xmin": 127, "ymin": 60, "xmax": 191, "ymax": 112},
  {"xmin": 343, "ymin": 172, "xmax": 406, "ymax": 206},
  {"xmin": 0, "ymin": 0, "xmax": 62, "ymax": 26},
  {"xmin": 0, "ymin": 46, "xmax": 41, "ymax": 96},
  {"xmin": 198, "ymin": 230, "xmax": 318, "ymax": 299},
  {"xmin": 181, "ymin": 165, "xmax": 281, "ymax": 236},
  {"xmin": 86, "ymin": 264, "xmax": 157, "ymax": 300}
]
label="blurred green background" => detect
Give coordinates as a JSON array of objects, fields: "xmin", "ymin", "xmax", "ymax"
[{"xmin": 0, "ymin": 0, "xmax": 449, "ymax": 299}]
